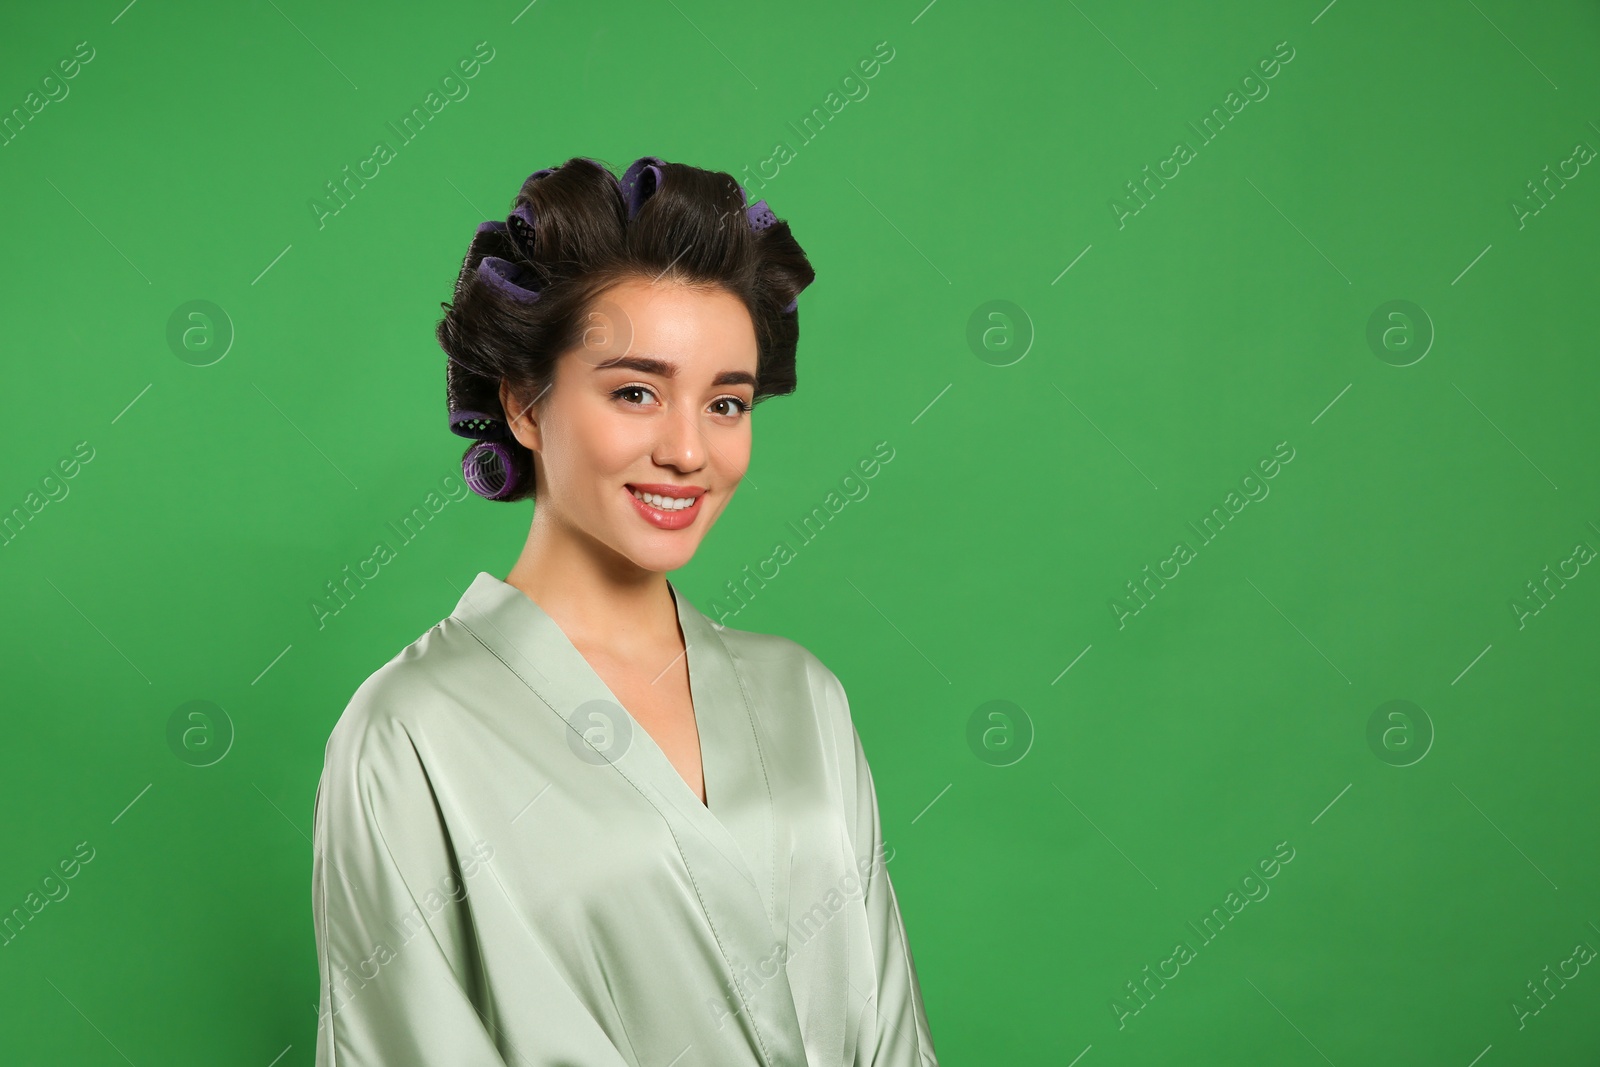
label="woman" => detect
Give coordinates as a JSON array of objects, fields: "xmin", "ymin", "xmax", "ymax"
[{"xmin": 311, "ymin": 155, "xmax": 940, "ymax": 1066}]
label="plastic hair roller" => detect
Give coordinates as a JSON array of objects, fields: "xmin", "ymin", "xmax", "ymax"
[
  {"xmin": 461, "ymin": 441, "xmax": 516, "ymax": 501},
  {"xmin": 507, "ymin": 167, "xmax": 556, "ymax": 258},
  {"xmin": 448, "ymin": 402, "xmax": 518, "ymax": 500},
  {"xmin": 732, "ymin": 177, "xmax": 797, "ymax": 313},
  {"xmin": 476, "ymin": 255, "xmax": 541, "ymax": 304},
  {"xmin": 618, "ymin": 156, "xmax": 665, "ymax": 220}
]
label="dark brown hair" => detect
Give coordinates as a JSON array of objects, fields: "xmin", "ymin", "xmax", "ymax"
[{"xmin": 435, "ymin": 155, "xmax": 815, "ymax": 502}]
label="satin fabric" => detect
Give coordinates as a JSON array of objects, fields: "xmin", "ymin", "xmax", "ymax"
[{"xmin": 312, "ymin": 571, "xmax": 939, "ymax": 1066}]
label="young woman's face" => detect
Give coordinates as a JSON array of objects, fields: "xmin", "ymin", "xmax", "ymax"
[{"xmin": 507, "ymin": 276, "xmax": 760, "ymax": 575}]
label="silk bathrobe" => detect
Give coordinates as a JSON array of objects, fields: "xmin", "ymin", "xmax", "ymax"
[{"xmin": 311, "ymin": 572, "xmax": 939, "ymax": 1066}]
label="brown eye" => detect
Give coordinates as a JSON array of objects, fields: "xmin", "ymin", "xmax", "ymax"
[
  {"xmin": 610, "ymin": 385, "xmax": 658, "ymax": 407},
  {"xmin": 711, "ymin": 396, "xmax": 751, "ymax": 418}
]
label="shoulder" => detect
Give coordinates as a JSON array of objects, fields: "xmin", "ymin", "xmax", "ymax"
[
  {"xmin": 711, "ymin": 616, "xmax": 839, "ymax": 684},
  {"xmin": 707, "ymin": 616, "xmax": 855, "ymax": 726},
  {"xmin": 322, "ymin": 615, "xmax": 480, "ymax": 782},
  {"xmin": 314, "ymin": 622, "xmax": 492, "ymax": 885},
  {"xmin": 710, "ymin": 615, "xmax": 820, "ymax": 667}
]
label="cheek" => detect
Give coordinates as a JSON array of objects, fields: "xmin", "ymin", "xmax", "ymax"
[
  {"xmin": 718, "ymin": 425, "xmax": 754, "ymax": 479},
  {"xmin": 548, "ymin": 408, "xmax": 641, "ymax": 481}
]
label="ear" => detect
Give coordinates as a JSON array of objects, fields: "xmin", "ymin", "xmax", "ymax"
[{"xmin": 499, "ymin": 378, "xmax": 542, "ymax": 453}]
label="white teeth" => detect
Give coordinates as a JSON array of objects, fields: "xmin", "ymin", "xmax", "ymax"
[{"xmin": 631, "ymin": 488, "xmax": 696, "ymax": 511}]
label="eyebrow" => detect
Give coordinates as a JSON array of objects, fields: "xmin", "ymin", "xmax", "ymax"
[{"xmin": 591, "ymin": 354, "xmax": 757, "ymax": 389}]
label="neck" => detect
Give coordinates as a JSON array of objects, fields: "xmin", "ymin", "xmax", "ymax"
[{"xmin": 502, "ymin": 500, "xmax": 680, "ymax": 657}]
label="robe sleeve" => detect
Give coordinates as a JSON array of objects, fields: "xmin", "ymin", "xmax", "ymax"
[
  {"xmin": 312, "ymin": 707, "xmax": 512, "ymax": 1066},
  {"xmin": 845, "ymin": 702, "xmax": 941, "ymax": 1066}
]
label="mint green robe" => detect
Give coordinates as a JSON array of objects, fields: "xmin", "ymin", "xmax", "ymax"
[{"xmin": 312, "ymin": 572, "xmax": 939, "ymax": 1066}]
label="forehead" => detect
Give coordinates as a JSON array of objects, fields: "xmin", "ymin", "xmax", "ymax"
[{"xmin": 595, "ymin": 277, "xmax": 758, "ymax": 372}]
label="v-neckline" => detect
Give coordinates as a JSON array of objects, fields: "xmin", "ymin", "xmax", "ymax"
[
  {"xmin": 499, "ymin": 575, "xmax": 717, "ymax": 815},
  {"xmin": 664, "ymin": 580, "xmax": 712, "ymax": 809},
  {"xmin": 450, "ymin": 571, "xmax": 810, "ymax": 1064}
]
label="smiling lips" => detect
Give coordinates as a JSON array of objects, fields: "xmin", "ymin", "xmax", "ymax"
[{"xmin": 626, "ymin": 483, "xmax": 708, "ymax": 530}]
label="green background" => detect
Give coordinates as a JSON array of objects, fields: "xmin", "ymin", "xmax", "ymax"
[{"xmin": 3, "ymin": 0, "xmax": 1598, "ymax": 1062}]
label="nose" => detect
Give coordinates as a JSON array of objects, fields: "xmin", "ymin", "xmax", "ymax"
[{"xmin": 653, "ymin": 395, "xmax": 707, "ymax": 474}]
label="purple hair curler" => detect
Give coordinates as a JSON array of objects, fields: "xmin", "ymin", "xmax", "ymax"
[
  {"xmin": 462, "ymin": 441, "xmax": 516, "ymax": 500},
  {"xmin": 476, "ymin": 256, "xmax": 541, "ymax": 303},
  {"xmin": 449, "ymin": 410, "xmax": 507, "ymax": 440},
  {"xmin": 508, "ymin": 167, "xmax": 557, "ymax": 254},
  {"xmin": 746, "ymin": 199, "xmax": 778, "ymax": 232},
  {"xmin": 618, "ymin": 156, "xmax": 666, "ymax": 220}
]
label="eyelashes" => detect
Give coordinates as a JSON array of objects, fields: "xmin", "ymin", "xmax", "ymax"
[{"xmin": 610, "ymin": 384, "xmax": 750, "ymax": 417}]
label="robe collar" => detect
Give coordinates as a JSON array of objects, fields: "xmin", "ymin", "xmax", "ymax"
[{"xmin": 449, "ymin": 571, "xmax": 807, "ymax": 1067}]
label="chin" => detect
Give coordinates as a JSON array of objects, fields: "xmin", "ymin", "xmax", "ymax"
[
  {"xmin": 621, "ymin": 539, "xmax": 703, "ymax": 574},
  {"xmin": 606, "ymin": 486, "xmax": 724, "ymax": 573}
]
